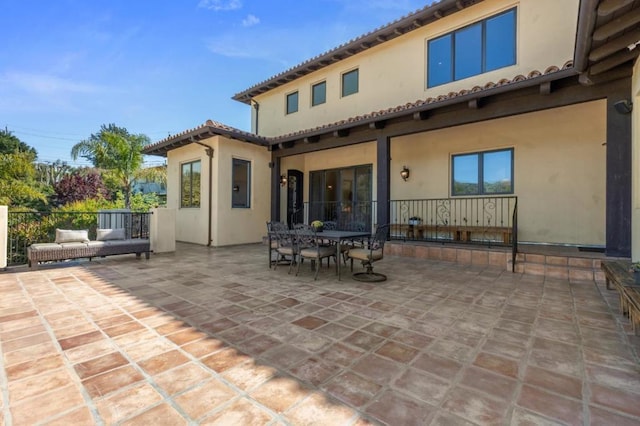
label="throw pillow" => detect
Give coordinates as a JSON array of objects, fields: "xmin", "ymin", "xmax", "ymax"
[
  {"xmin": 55, "ymin": 229, "xmax": 90, "ymax": 243},
  {"xmin": 96, "ymin": 228, "xmax": 126, "ymax": 241}
]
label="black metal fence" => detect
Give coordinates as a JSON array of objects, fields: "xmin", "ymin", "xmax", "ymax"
[
  {"xmin": 7, "ymin": 211, "xmax": 151, "ymax": 266},
  {"xmin": 389, "ymin": 196, "xmax": 518, "ymax": 246}
]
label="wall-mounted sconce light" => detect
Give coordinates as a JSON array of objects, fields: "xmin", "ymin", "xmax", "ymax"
[
  {"xmin": 614, "ymin": 99, "xmax": 633, "ymax": 114},
  {"xmin": 280, "ymin": 174, "xmax": 287, "ymax": 186},
  {"xmin": 400, "ymin": 166, "xmax": 410, "ymax": 181}
]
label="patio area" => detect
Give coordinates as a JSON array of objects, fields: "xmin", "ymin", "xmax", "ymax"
[{"xmin": 1, "ymin": 243, "xmax": 639, "ymax": 425}]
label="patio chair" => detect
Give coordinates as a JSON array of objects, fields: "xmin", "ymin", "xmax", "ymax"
[
  {"xmin": 316, "ymin": 220, "xmax": 347, "ymax": 266},
  {"xmin": 270, "ymin": 221, "xmax": 299, "ymax": 274},
  {"xmin": 294, "ymin": 223, "xmax": 336, "ymax": 280},
  {"xmin": 347, "ymin": 224, "xmax": 390, "ymax": 282},
  {"xmin": 267, "ymin": 221, "xmax": 289, "ymax": 269}
]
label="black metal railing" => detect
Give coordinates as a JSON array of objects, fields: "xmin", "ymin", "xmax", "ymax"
[
  {"xmin": 511, "ymin": 198, "xmax": 518, "ymax": 272},
  {"xmin": 389, "ymin": 196, "xmax": 518, "ymax": 246},
  {"xmin": 302, "ymin": 201, "xmax": 378, "ymax": 231},
  {"xmin": 7, "ymin": 211, "xmax": 151, "ymax": 266}
]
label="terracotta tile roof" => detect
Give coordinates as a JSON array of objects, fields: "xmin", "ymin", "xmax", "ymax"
[
  {"xmin": 144, "ymin": 62, "xmax": 575, "ymax": 156},
  {"xmin": 232, "ymin": 0, "xmax": 484, "ymax": 104},
  {"xmin": 269, "ymin": 61, "xmax": 575, "ymax": 142},
  {"xmin": 142, "ymin": 119, "xmax": 269, "ymax": 156}
]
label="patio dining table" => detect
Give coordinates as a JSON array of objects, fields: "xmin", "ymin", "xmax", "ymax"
[{"xmin": 270, "ymin": 229, "xmax": 371, "ymax": 280}]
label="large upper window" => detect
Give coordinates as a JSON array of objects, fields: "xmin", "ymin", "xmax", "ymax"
[
  {"xmin": 341, "ymin": 69, "xmax": 359, "ymax": 97},
  {"xmin": 428, "ymin": 8, "xmax": 516, "ymax": 87},
  {"xmin": 452, "ymin": 148, "xmax": 513, "ymax": 196},
  {"xmin": 181, "ymin": 160, "xmax": 201, "ymax": 208},
  {"xmin": 312, "ymin": 81, "xmax": 326, "ymax": 106},
  {"xmin": 232, "ymin": 158, "xmax": 251, "ymax": 208},
  {"xmin": 286, "ymin": 91, "xmax": 298, "ymax": 114}
]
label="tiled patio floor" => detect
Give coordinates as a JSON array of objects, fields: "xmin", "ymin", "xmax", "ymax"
[{"xmin": 1, "ymin": 243, "xmax": 639, "ymax": 425}]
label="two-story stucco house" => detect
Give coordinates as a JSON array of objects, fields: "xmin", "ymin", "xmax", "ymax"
[{"xmin": 143, "ymin": 0, "xmax": 640, "ymax": 273}]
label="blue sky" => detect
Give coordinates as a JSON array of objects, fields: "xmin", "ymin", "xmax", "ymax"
[{"xmin": 1, "ymin": 0, "xmax": 430, "ymax": 167}]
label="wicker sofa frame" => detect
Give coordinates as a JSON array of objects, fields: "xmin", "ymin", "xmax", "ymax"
[{"xmin": 27, "ymin": 239, "xmax": 151, "ymax": 269}]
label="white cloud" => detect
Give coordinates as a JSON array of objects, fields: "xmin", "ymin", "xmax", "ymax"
[
  {"xmin": 242, "ymin": 14, "xmax": 260, "ymax": 27},
  {"xmin": 198, "ymin": 0, "xmax": 242, "ymax": 11},
  {"xmin": 1, "ymin": 72, "xmax": 104, "ymax": 95}
]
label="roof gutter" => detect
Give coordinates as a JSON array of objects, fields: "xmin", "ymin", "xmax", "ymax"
[{"xmin": 574, "ymin": 0, "xmax": 599, "ymax": 72}]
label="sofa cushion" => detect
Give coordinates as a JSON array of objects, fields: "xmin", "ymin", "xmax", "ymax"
[
  {"xmin": 96, "ymin": 228, "xmax": 126, "ymax": 241},
  {"xmin": 29, "ymin": 243, "xmax": 62, "ymax": 251},
  {"xmin": 59, "ymin": 242, "xmax": 89, "ymax": 249},
  {"xmin": 55, "ymin": 229, "xmax": 90, "ymax": 243}
]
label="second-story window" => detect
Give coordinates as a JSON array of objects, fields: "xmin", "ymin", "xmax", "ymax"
[
  {"xmin": 342, "ymin": 69, "xmax": 359, "ymax": 97},
  {"xmin": 428, "ymin": 8, "xmax": 516, "ymax": 88},
  {"xmin": 312, "ymin": 81, "xmax": 326, "ymax": 106},
  {"xmin": 286, "ymin": 91, "xmax": 298, "ymax": 114}
]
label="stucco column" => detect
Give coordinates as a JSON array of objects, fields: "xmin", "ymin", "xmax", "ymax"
[
  {"xmin": 606, "ymin": 80, "xmax": 632, "ymax": 258},
  {"xmin": 0, "ymin": 206, "xmax": 7, "ymax": 270},
  {"xmin": 270, "ymin": 155, "xmax": 281, "ymax": 222},
  {"xmin": 376, "ymin": 135, "xmax": 390, "ymax": 227},
  {"xmin": 150, "ymin": 208, "xmax": 176, "ymax": 253}
]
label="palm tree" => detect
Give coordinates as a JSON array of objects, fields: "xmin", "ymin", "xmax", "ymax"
[{"xmin": 71, "ymin": 124, "xmax": 150, "ymax": 208}]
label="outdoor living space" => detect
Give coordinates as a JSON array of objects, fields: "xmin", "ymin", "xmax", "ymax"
[{"xmin": 1, "ymin": 243, "xmax": 639, "ymax": 425}]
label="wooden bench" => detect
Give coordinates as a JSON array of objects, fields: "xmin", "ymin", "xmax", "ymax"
[
  {"xmin": 601, "ymin": 260, "xmax": 640, "ymax": 334},
  {"xmin": 390, "ymin": 224, "xmax": 512, "ymax": 244}
]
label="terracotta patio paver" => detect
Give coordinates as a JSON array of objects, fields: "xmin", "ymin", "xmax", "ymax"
[{"xmin": 0, "ymin": 242, "xmax": 639, "ymax": 424}]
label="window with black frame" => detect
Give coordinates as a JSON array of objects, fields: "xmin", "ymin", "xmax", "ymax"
[
  {"xmin": 181, "ymin": 160, "xmax": 201, "ymax": 208},
  {"xmin": 452, "ymin": 148, "xmax": 513, "ymax": 196},
  {"xmin": 232, "ymin": 158, "xmax": 251, "ymax": 208},
  {"xmin": 428, "ymin": 8, "xmax": 516, "ymax": 87},
  {"xmin": 309, "ymin": 164, "xmax": 372, "ymax": 229}
]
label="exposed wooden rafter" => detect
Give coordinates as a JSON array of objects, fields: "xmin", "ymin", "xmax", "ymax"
[
  {"xmin": 412, "ymin": 111, "xmax": 430, "ymax": 120},
  {"xmin": 593, "ymin": 7, "xmax": 640, "ymax": 41},
  {"xmin": 333, "ymin": 129, "xmax": 350, "ymax": 137},
  {"xmin": 589, "ymin": 48, "xmax": 640, "ymax": 75},
  {"xmin": 303, "ymin": 136, "xmax": 320, "ymax": 144},
  {"xmin": 598, "ymin": 0, "xmax": 634, "ymax": 17},
  {"xmin": 369, "ymin": 121, "xmax": 386, "ymax": 130},
  {"xmin": 589, "ymin": 28, "xmax": 640, "ymax": 62},
  {"xmin": 540, "ymin": 82, "xmax": 552, "ymax": 95}
]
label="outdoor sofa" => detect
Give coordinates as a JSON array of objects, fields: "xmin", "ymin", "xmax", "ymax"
[{"xmin": 27, "ymin": 228, "xmax": 151, "ymax": 269}]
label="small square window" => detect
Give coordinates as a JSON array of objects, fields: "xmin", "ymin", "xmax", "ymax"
[
  {"xmin": 342, "ymin": 69, "xmax": 359, "ymax": 97},
  {"xmin": 286, "ymin": 91, "xmax": 298, "ymax": 114},
  {"xmin": 312, "ymin": 81, "xmax": 326, "ymax": 106}
]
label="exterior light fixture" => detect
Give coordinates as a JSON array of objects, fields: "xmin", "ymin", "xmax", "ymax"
[
  {"xmin": 614, "ymin": 99, "xmax": 633, "ymax": 114},
  {"xmin": 280, "ymin": 174, "xmax": 287, "ymax": 186},
  {"xmin": 400, "ymin": 166, "xmax": 410, "ymax": 181}
]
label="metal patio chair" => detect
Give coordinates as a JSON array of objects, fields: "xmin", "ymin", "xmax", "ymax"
[
  {"xmin": 347, "ymin": 224, "xmax": 390, "ymax": 282},
  {"xmin": 294, "ymin": 223, "xmax": 336, "ymax": 280}
]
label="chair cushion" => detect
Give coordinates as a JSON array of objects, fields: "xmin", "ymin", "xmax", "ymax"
[
  {"xmin": 300, "ymin": 246, "xmax": 335, "ymax": 258},
  {"xmin": 55, "ymin": 229, "xmax": 90, "ymax": 243},
  {"xmin": 347, "ymin": 248, "xmax": 383, "ymax": 262},
  {"xmin": 97, "ymin": 228, "xmax": 126, "ymax": 241}
]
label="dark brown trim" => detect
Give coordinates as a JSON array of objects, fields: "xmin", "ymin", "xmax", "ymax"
[{"xmin": 376, "ymin": 135, "xmax": 391, "ymax": 227}]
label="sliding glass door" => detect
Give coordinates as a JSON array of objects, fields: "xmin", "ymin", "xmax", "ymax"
[{"xmin": 309, "ymin": 164, "xmax": 372, "ymax": 230}]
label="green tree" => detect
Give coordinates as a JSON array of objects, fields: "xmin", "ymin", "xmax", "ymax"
[
  {"xmin": 0, "ymin": 151, "xmax": 47, "ymax": 207},
  {"xmin": 71, "ymin": 124, "xmax": 150, "ymax": 209},
  {"xmin": 0, "ymin": 129, "xmax": 37, "ymax": 159}
]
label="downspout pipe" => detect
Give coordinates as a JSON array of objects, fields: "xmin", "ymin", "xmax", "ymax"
[
  {"xmin": 194, "ymin": 142, "xmax": 214, "ymax": 247},
  {"xmin": 251, "ymin": 99, "xmax": 260, "ymax": 134}
]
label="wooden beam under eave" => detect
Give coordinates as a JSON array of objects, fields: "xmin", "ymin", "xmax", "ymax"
[
  {"xmin": 333, "ymin": 129, "xmax": 350, "ymax": 137},
  {"xmin": 589, "ymin": 28, "xmax": 640, "ymax": 62},
  {"xmin": 598, "ymin": 0, "xmax": 634, "ymax": 17},
  {"xmin": 589, "ymin": 49, "xmax": 640, "ymax": 75},
  {"xmin": 278, "ymin": 141, "xmax": 295, "ymax": 149},
  {"xmin": 540, "ymin": 82, "xmax": 552, "ymax": 95},
  {"xmin": 412, "ymin": 111, "xmax": 429, "ymax": 120},
  {"xmin": 434, "ymin": 10, "xmax": 443, "ymax": 19},
  {"xmin": 593, "ymin": 8, "xmax": 640, "ymax": 41},
  {"xmin": 456, "ymin": 0, "xmax": 464, "ymax": 10},
  {"xmin": 369, "ymin": 121, "xmax": 386, "ymax": 130},
  {"xmin": 468, "ymin": 99, "xmax": 480, "ymax": 109},
  {"xmin": 394, "ymin": 28, "xmax": 403, "ymax": 36},
  {"xmin": 303, "ymin": 136, "xmax": 320, "ymax": 144},
  {"xmin": 376, "ymin": 35, "xmax": 386, "ymax": 42}
]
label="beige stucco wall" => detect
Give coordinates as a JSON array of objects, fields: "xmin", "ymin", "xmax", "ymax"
[
  {"xmin": 253, "ymin": 0, "xmax": 579, "ymax": 137},
  {"xmin": 632, "ymin": 58, "xmax": 640, "ymax": 261},
  {"xmin": 213, "ymin": 138, "xmax": 271, "ymax": 246},
  {"xmin": 166, "ymin": 137, "xmax": 271, "ymax": 246},
  {"xmin": 392, "ymin": 101, "xmax": 607, "ymax": 245}
]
